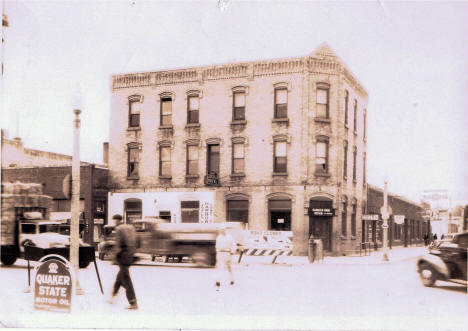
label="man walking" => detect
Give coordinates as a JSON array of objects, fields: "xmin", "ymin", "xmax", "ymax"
[
  {"xmin": 108, "ymin": 214, "xmax": 138, "ymax": 309},
  {"xmin": 215, "ymin": 225, "xmax": 236, "ymax": 290}
]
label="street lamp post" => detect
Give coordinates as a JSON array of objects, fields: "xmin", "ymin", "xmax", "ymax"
[
  {"xmin": 70, "ymin": 108, "xmax": 83, "ymax": 295},
  {"xmin": 381, "ymin": 181, "xmax": 390, "ymax": 261}
]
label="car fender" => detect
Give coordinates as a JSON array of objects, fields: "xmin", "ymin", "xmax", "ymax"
[{"xmin": 417, "ymin": 253, "xmax": 450, "ymax": 279}]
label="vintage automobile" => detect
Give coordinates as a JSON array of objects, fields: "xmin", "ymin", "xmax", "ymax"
[
  {"xmin": 417, "ymin": 231, "xmax": 467, "ymax": 287},
  {"xmin": 98, "ymin": 219, "xmax": 225, "ymax": 267}
]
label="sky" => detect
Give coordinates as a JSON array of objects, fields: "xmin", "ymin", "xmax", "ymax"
[{"xmin": 1, "ymin": 0, "xmax": 467, "ymax": 206}]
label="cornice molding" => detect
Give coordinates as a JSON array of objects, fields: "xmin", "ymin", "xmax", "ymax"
[{"xmin": 112, "ymin": 49, "xmax": 368, "ymax": 98}]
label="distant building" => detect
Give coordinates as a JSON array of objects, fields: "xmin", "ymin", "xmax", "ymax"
[
  {"xmin": 366, "ymin": 185, "xmax": 427, "ymax": 248},
  {"xmin": 1, "ymin": 130, "xmax": 76, "ymax": 168},
  {"xmin": 108, "ymin": 43, "xmax": 368, "ymax": 256},
  {"xmin": 1, "ymin": 130, "xmax": 109, "ymax": 245}
]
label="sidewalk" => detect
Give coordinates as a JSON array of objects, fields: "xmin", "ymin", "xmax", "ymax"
[{"xmin": 241, "ymin": 245, "xmax": 428, "ymax": 266}]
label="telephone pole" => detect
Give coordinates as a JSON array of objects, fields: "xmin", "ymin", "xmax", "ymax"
[{"xmin": 70, "ymin": 108, "xmax": 83, "ymax": 295}]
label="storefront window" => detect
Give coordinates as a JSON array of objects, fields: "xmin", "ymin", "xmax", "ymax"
[
  {"xmin": 227, "ymin": 200, "xmax": 248, "ymax": 223},
  {"xmin": 181, "ymin": 201, "xmax": 199, "ymax": 223},
  {"xmin": 268, "ymin": 199, "xmax": 291, "ymax": 231},
  {"xmin": 124, "ymin": 199, "xmax": 142, "ymax": 224}
]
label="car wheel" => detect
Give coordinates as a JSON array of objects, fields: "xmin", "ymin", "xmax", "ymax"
[
  {"xmin": 98, "ymin": 252, "xmax": 105, "ymax": 260},
  {"xmin": 419, "ymin": 263, "xmax": 437, "ymax": 287}
]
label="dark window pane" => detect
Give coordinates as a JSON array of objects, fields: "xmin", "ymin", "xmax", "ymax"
[
  {"xmin": 188, "ymin": 110, "xmax": 199, "ymax": 124},
  {"xmin": 227, "ymin": 200, "xmax": 248, "ymax": 210},
  {"xmin": 275, "ymin": 104, "xmax": 287, "ymax": 118},
  {"xmin": 268, "ymin": 199, "xmax": 291, "ymax": 210},
  {"xmin": 234, "ymin": 107, "xmax": 245, "ymax": 120},
  {"xmin": 274, "ymin": 157, "xmax": 287, "ymax": 172},
  {"xmin": 130, "ymin": 114, "xmax": 140, "ymax": 127},
  {"xmin": 181, "ymin": 201, "xmax": 200, "ymax": 208},
  {"xmin": 227, "ymin": 210, "xmax": 248, "ymax": 223}
]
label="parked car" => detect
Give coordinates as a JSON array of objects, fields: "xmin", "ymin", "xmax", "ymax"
[{"xmin": 417, "ymin": 231, "xmax": 467, "ymax": 287}]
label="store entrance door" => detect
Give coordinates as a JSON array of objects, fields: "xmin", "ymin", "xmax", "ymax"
[{"xmin": 309, "ymin": 217, "xmax": 332, "ymax": 251}]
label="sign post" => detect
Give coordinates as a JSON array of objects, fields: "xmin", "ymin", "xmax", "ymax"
[
  {"xmin": 381, "ymin": 182, "xmax": 390, "ymax": 261},
  {"xmin": 34, "ymin": 255, "xmax": 73, "ymax": 313}
]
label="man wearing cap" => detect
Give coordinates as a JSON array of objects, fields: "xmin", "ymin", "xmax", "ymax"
[{"xmin": 108, "ymin": 214, "xmax": 138, "ymax": 309}]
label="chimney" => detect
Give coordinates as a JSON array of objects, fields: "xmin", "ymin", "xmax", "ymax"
[{"xmin": 103, "ymin": 142, "xmax": 109, "ymax": 166}]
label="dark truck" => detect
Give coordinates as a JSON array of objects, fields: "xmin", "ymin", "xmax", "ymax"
[
  {"xmin": 1, "ymin": 182, "xmax": 94, "ymax": 268},
  {"xmin": 417, "ymin": 231, "xmax": 467, "ymax": 287},
  {"xmin": 99, "ymin": 220, "xmax": 243, "ymax": 267}
]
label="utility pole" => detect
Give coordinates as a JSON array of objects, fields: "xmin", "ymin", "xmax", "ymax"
[
  {"xmin": 381, "ymin": 181, "xmax": 390, "ymax": 261},
  {"xmin": 70, "ymin": 108, "xmax": 83, "ymax": 295}
]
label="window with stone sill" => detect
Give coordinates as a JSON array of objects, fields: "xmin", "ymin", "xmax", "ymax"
[
  {"xmin": 232, "ymin": 142, "xmax": 245, "ymax": 174},
  {"xmin": 160, "ymin": 97, "xmax": 173, "ymax": 126},
  {"xmin": 187, "ymin": 95, "xmax": 199, "ymax": 124},
  {"xmin": 343, "ymin": 140, "xmax": 348, "ymax": 180},
  {"xmin": 233, "ymin": 91, "xmax": 246, "ymax": 121},
  {"xmin": 274, "ymin": 88, "xmax": 288, "ymax": 119},
  {"xmin": 344, "ymin": 90, "xmax": 349, "ymax": 127},
  {"xmin": 186, "ymin": 144, "xmax": 199, "ymax": 176},
  {"xmin": 273, "ymin": 141, "xmax": 287, "ymax": 173},
  {"xmin": 315, "ymin": 138, "xmax": 329, "ymax": 174},
  {"xmin": 127, "ymin": 144, "xmax": 140, "ymax": 178},
  {"xmin": 352, "ymin": 146, "xmax": 357, "ymax": 182},
  {"xmin": 128, "ymin": 99, "xmax": 141, "ymax": 128},
  {"xmin": 316, "ymin": 84, "xmax": 329, "ymax": 119},
  {"xmin": 353, "ymin": 99, "xmax": 358, "ymax": 135},
  {"xmin": 159, "ymin": 146, "xmax": 171, "ymax": 177}
]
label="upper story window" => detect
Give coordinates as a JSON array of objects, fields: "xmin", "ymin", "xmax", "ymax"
[
  {"xmin": 186, "ymin": 144, "xmax": 199, "ymax": 176},
  {"xmin": 159, "ymin": 145, "xmax": 171, "ymax": 177},
  {"xmin": 274, "ymin": 88, "xmax": 288, "ymax": 119},
  {"xmin": 352, "ymin": 146, "xmax": 357, "ymax": 182},
  {"xmin": 274, "ymin": 141, "xmax": 287, "ymax": 173},
  {"xmin": 187, "ymin": 94, "xmax": 200, "ymax": 124},
  {"xmin": 363, "ymin": 152, "xmax": 367, "ymax": 185},
  {"xmin": 315, "ymin": 136, "xmax": 329, "ymax": 173},
  {"xmin": 232, "ymin": 142, "xmax": 245, "ymax": 174},
  {"xmin": 160, "ymin": 95, "xmax": 173, "ymax": 126},
  {"xmin": 363, "ymin": 109, "xmax": 367, "ymax": 140},
  {"xmin": 233, "ymin": 91, "xmax": 246, "ymax": 121},
  {"xmin": 343, "ymin": 140, "xmax": 348, "ymax": 179},
  {"xmin": 316, "ymin": 83, "xmax": 330, "ymax": 119},
  {"xmin": 353, "ymin": 99, "xmax": 358, "ymax": 133},
  {"xmin": 127, "ymin": 143, "xmax": 140, "ymax": 178},
  {"xmin": 344, "ymin": 90, "xmax": 349, "ymax": 126},
  {"xmin": 128, "ymin": 95, "xmax": 142, "ymax": 128}
]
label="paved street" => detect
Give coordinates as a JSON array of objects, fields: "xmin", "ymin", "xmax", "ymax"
[{"xmin": 0, "ymin": 250, "xmax": 466, "ymax": 330}]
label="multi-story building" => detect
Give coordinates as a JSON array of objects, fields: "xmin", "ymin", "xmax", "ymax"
[{"xmin": 108, "ymin": 43, "xmax": 368, "ymax": 255}]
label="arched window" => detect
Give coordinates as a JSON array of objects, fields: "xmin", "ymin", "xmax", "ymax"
[
  {"xmin": 268, "ymin": 195, "xmax": 292, "ymax": 231},
  {"xmin": 226, "ymin": 194, "xmax": 249, "ymax": 223}
]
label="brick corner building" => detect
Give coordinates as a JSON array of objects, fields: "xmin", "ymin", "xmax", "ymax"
[{"xmin": 108, "ymin": 43, "xmax": 368, "ymax": 256}]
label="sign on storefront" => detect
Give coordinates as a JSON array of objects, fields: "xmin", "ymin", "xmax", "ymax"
[
  {"xmin": 394, "ymin": 215, "xmax": 405, "ymax": 224},
  {"xmin": 309, "ymin": 208, "xmax": 335, "ymax": 217},
  {"xmin": 34, "ymin": 256, "xmax": 73, "ymax": 313}
]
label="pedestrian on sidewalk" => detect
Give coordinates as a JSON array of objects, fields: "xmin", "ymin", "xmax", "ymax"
[
  {"xmin": 214, "ymin": 225, "xmax": 236, "ymax": 290},
  {"xmin": 423, "ymin": 234, "xmax": 429, "ymax": 246},
  {"xmin": 108, "ymin": 214, "xmax": 138, "ymax": 310}
]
